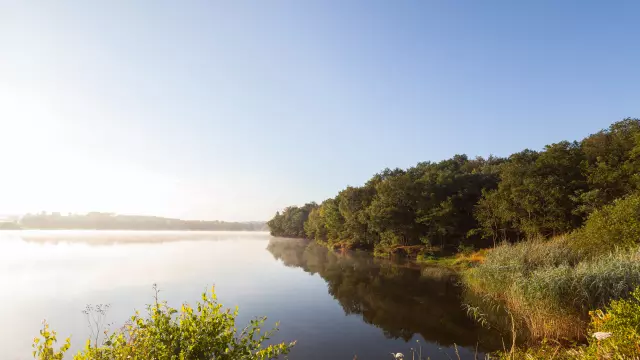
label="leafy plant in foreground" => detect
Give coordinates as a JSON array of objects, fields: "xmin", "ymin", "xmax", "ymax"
[
  {"xmin": 586, "ymin": 286, "xmax": 640, "ymax": 358},
  {"xmin": 32, "ymin": 321, "xmax": 71, "ymax": 360},
  {"xmin": 33, "ymin": 286, "xmax": 295, "ymax": 360}
]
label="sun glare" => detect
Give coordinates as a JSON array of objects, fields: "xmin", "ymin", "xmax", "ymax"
[{"xmin": 0, "ymin": 90, "xmax": 180, "ymax": 216}]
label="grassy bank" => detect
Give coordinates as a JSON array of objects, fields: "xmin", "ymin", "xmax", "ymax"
[
  {"xmin": 464, "ymin": 238, "xmax": 640, "ymax": 340},
  {"xmin": 460, "ymin": 239, "xmax": 640, "ymax": 359},
  {"xmin": 417, "ymin": 248, "xmax": 487, "ymax": 269},
  {"xmin": 460, "ymin": 193, "xmax": 640, "ymax": 358},
  {"xmin": 265, "ymin": 192, "xmax": 640, "ymax": 357},
  {"xmin": 464, "ymin": 194, "xmax": 640, "ymax": 337},
  {"xmin": 490, "ymin": 286, "xmax": 640, "ymax": 359}
]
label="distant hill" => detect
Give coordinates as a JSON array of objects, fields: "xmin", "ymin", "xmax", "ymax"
[{"xmin": 11, "ymin": 212, "xmax": 267, "ymax": 231}]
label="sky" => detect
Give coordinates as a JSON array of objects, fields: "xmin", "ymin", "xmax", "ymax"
[{"xmin": 0, "ymin": 1, "xmax": 639, "ymax": 221}]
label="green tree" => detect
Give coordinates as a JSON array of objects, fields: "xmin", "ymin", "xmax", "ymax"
[
  {"xmin": 573, "ymin": 191, "xmax": 640, "ymax": 255},
  {"xmin": 473, "ymin": 189, "xmax": 515, "ymax": 246},
  {"xmin": 319, "ymin": 197, "xmax": 345, "ymax": 243},
  {"xmin": 415, "ymin": 155, "xmax": 501, "ymax": 249},
  {"xmin": 337, "ymin": 185, "xmax": 377, "ymax": 247},
  {"xmin": 304, "ymin": 207, "xmax": 326, "ymax": 242},
  {"xmin": 579, "ymin": 118, "xmax": 640, "ymax": 211},
  {"xmin": 267, "ymin": 203, "xmax": 318, "ymax": 238},
  {"xmin": 276, "ymin": 118, "xmax": 640, "ymax": 254},
  {"xmin": 476, "ymin": 142, "xmax": 586, "ymax": 240},
  {"xmin": 366, "ymin": 169, "xmax": 423, "ymax": 247}
]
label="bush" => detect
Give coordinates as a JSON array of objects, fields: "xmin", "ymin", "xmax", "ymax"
[
  {"xmin": 32, "ymin": 322, "xmax": 70, "ymax": 360},
  {"xmin": 572, "ymin": 192, "xmax": 640, "ymax": 256},
  {"xmin": 586, "ymin": 286, "xmax": 640, "ymax": 358},
  {"xmin": 33, "ymin": 287, "xmax": 295, "ymax": 360}
]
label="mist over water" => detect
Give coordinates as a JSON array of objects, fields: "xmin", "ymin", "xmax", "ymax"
[{"xmin": 1, "ymin": 231, "xmax": 499, "ymax": 359}]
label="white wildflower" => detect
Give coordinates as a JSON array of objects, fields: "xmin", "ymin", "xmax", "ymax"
[{"xmin": 593, "ymin": 331, "xmax": 612, "ymax": 340}]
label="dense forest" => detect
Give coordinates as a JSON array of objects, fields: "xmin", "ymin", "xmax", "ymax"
[
  {"xmin": 268, "ymin": 118, "xmax": 640, "ymax": 255},
  {"xmin": 17, "ymin": 212, "xmax": 267, "ymax": 231}
]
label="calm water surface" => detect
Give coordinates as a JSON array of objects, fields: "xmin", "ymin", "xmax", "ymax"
[{"xmin": 0, "ymin": 231, "xmax": 500, "ymax": 359}]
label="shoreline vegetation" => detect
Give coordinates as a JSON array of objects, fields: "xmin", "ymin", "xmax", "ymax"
[
  {"xmin": 1, "ymin": 212, "xmax": 267, "ymax": 231},
  {"xmin": 32, "ymin": 286, "xmax": 294, "ymax": 360},
  {"xmin": 268, "ymin": 118, "xmax": 640, "ymax": 358}
]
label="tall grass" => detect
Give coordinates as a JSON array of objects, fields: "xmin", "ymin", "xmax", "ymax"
[
  {"xmin": 464, "ymin": 236, "xmax": 640, "ymax": 342},
  {"xmin": 490, "ymin": 286, "xmax": 640, "ymax": 359}
]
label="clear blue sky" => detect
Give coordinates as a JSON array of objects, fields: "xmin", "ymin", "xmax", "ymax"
[{"xmin": 1, "ymin": 1, "xmax": 638, "ymax": 221}]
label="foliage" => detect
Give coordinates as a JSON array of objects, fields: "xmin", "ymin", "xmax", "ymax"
[
  {"xmin": 267, "ymin": 203, "xmax": 317, "ymax": 237},
  {"xmin": 32, "ymin": 321, "xmax": 71, "ymax": 360},
  {"xmin": 476, "ymin": 142, "xmax": 586, "ymax": 241},
  {"xmin": 572, "ymin": 192, "xmax": 640, "ymax": 256},
  {"xmin": 268, "ymin": 118, "xmax": 640, "ymax": 256},
  {"xmin": 579, "ymin": 118, "xmax": 640, "ymax": 210},
  {"xmin": 273, "ymin": 155, "xmax": 502, "ymax": 254},
  {"xmin": 32, "ymin": 287, "xmax": 294, "ymax": 360},
  {"xmin": 264, "ymin": 118, "xmax": 640, "ymax": 357},
  {"xmin": 586, "ymin": 286, "xmax": 640, "ymax": 358}
]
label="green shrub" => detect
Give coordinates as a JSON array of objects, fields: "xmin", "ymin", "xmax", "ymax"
[
  {"xmin": 32, "ymin": 322, "xmax": 70, "ymax": 360},
  {"xmin": 33, "ymin": 287, "xmax": 295, "ymax": 360},
  {"xmin": 586, "ymin": 286, "xmax": 640, "ymax": 358},
  {"xmin": 572, "ymin": 192, "xmax": 640, "ymax": 256}
]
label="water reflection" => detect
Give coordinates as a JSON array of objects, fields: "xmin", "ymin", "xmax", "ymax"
[
  {"xmin": 3, "ymin": 229, "xmax": 268, "ymax": 245},
  {"xmin": 267, "ymin": 238, "xmax": 501, "ymax": 352},
  {"xmin": 1, "ymin": 231, "xmax": 502, "ymax": 359}
]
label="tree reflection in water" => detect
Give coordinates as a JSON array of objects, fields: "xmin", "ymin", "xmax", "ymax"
[{"xmin": 266, "ymin": 238, "xmax": 502, "ymax": 353}]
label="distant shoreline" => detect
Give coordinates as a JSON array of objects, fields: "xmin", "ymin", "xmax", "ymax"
[
  {"xmin": 0, "ymin": 228, "xmax": 269, "ymax": 231},
  {"xmin": 0, "ymin": 212, "xmax": 268, "ymax": 232}
]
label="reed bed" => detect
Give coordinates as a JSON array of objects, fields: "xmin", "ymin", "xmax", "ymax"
[{"xmin": 464, "ymin": 236, "xmax": 640, "ymax": 342}]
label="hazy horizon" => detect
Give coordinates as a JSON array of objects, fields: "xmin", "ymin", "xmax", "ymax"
[
  {"xmin": 1, "ymin": 1, "xmax": 638, "ymax": 221},
  {"xmin": 0, "ymin": 211, "xmax": 267, "ymax": 223}
]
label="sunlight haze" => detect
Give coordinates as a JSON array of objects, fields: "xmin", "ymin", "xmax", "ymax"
[{"xmin": 1, "ymin": 1, "xmax": 638, "ymax": 221}]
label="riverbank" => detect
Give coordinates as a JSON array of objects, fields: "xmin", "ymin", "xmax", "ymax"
[
  {"xmin": 273, "ymin": 235, "xmax": 640, "ymax": 358},
  {"xmin": 464, "ymin": 239, "xmax": 640, "ymax": 358},
  {"xmin": 267, "ymin": 119, "xmax": 640, "ymax": 358},
  {"xmin": 277, "ymin": 215, "xmax": 640, "ymax": 358}
]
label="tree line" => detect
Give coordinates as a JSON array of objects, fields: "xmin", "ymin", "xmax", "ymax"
[
  {"xmin": 267, "ymin": 118, "xmax": 640, "ymax": 254},
  {"xmin": 19, "ymin": 212, "xmax": 267, "ymax": 231}
]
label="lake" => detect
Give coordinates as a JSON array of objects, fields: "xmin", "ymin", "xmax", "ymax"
[{"xmin": 0, "ymin": 231, "xmax": 500, "ymax": 359}]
